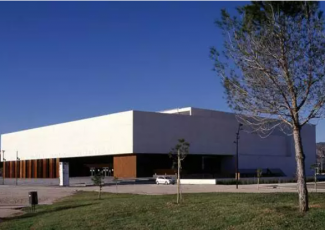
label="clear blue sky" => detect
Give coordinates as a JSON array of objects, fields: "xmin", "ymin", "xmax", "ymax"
[{"xmin": 1, "ymin": 1, "xmax": 324, "ymax": 142}]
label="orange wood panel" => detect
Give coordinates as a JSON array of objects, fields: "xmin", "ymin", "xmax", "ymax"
[
  {"xmin": 7, "ymin": 162, "xmax": 10, "ymax": 178},
  {"xmin": 42, "ymin": 159, "xmax": 47, "ymax": 178},
  {"xmin": 56, "ymin": 158, "xmax": 60, "ymax": 178},
  {"xmin": 28, "ymin": 160, "xmax": 32, "ymax": 178},
  {"xmin": 113, "ymin": 155, "xmax": 137, "ymax": 178},
  {"xmin": 39, "ymin": 159, "xmax": 43, "ymax": 178},
  {"xmin": 49, "ymin": 159, "xmax": 53, "ymax": 178},
  {"xmin": 18, "ymin": 161, "xmax": 21, "ymax": 178},
  {"xmin": 33, "ymin": 160, "xmax": 38, "ymax": 178},
  {"xmin": 8, "ymin": 162, "xmax": 10, "ymax": 178},
  {"xmin": 3, "ymin": 161, "xmax": 5, "ymax": 178},
  {"xmin": 15, "ymin": 161, "xmax": 18, "ymax": 178},
  {"xmin": 9, "ymin": 161, "xmax": 13, "ymax": 178},
  {"xmin": 20, "ymin": 161, "xmax": 22, "ymax": 179},
  {"xmin": 23, "ymin": 161, "xmax": 26, "ymax": 178},
  {"xmin": 24, "ymin": 160, "xmax": 27, "ymax": 178},
  {"xmin": 6, "ymin": 162, "xmax": 9, "ymax": 178}
]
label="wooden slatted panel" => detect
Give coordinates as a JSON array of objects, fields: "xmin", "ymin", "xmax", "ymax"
[
  {"xmin": 9, "ymin": 162, "xmax": 13, "ymax": 178},
  {"xmin": 24, "ymin": 160, "xmax": 27, "ymax": 178},
  {"xmin": 28, "ymin": 160, "xmax": 32, "ymax": 178},
  {"xmin": 15, "ymin": 161, "xmax": 18, "ymax": 179},
  {"xmin": 56, "ymin": 158, "xmax": 60, "ymax": 178},
  {"xmin": 38, "ymin": 160, "xmax": 42, "ymax": 178},
  {"xmin": 6, "ymin": 162, "xmax": 9, "ymax": 178},
  {"xmin": 20, "ymin": 161, "xmax": 23, "ymax": 178},
  {"xmin": 7, "ymin": 162, "xmax": 10, "ymax": 178},
  {"xmin": 8, "ymin": 162, "xmax": 11, "ymax": 178},
  {"xmin": 49, "ymin": 159, "xmax": 53, "ymax": 178},
  {"xmin": 22, "ymin": 161, "xmax": 25, "ymax": 178},
  {"xmin": 3, "ymin": 161, "xmax": 6, "ymax": 178},
  {"xmin": 33, "ymin": 160, "xmax": 37, "ymax": 178},
  {"xmin": 113, "ymin": 155, "xmax": 137, "ymax": 178},
  {"xmin": 42, "ymin": 159, "xmax": 47, "ymax": 178},
  {"xmin": 16, "ymin": 161, "xmax": 20, "ymax": 178}
]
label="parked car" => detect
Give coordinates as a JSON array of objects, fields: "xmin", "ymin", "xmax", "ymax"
[{"xmin": 156, "ymin": 176, "xmax": 175, "ymax": 185}]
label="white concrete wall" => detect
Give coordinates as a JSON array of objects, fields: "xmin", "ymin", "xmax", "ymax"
[
  {"xmin": 133, "ymin": 110, "xmax": 237, "ymax": 155},
  {"xmin": 1, "ymin": 111, "xmax": 133, "ymax": 161},
  {"xmin": 133, "ymin": 109, "xmax": 316, "ymax": 176},
  {"xmin": 1, "ymin": 107, "xmax": 316, "ymax": 177},
  {"xmin": 180, "ymin": 179, "xmax": 216, "ymax": 185}
]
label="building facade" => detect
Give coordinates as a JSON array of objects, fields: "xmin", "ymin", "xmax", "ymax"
[{"xmin": 0, "ymin": 107, "xmax": 316, "ymax": 178}]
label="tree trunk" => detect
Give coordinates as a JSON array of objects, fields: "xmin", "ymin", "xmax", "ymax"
[
  {"xmin": 257, "ymin": 177, "xmax": 259, "ymax": 190},
  {"xmin": 293, "ymin": 127, "xmax": 309, "ymax": 212},
  {"xmin": 315, "ymin": 172, "xmax": 317, "ymax": 192},
  {"xmin": 98, "ymin": 186, "xmax": 102, "ymax": 199}
]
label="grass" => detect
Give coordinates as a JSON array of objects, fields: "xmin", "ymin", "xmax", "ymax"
[{"xmin": 1, "ymin": 192, "xmax": 325, "ymax": 230}]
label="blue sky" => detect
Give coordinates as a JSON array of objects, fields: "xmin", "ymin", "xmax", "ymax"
[{"xmin": 0, "ymin": 1, "xmax": 324, "ymax": 142}]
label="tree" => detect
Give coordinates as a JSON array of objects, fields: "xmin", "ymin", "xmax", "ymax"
[
  {"xmin": 169, "ymin": 139, "xmax": 190, "ymax": 204},
  {"xmin": 92, "ymin": 171, "xmax": 104, "ymax": 199},
  {"xmin": 211, "ymin": 1, "xmax": 325, "ymax": 212},
  {"xmin": 113, "ymin": 176, "xmax": 119, "ymax": 192}
]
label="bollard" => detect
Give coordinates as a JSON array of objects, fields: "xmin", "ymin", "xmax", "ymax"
[{"xmin": 28, "ymin": 191, "xmax": 38, "ymax": 212}]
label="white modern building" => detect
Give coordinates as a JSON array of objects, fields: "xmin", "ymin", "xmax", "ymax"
[{"xmin": 0, "ymin": 107, "xmax": 316, "ymax": 178}]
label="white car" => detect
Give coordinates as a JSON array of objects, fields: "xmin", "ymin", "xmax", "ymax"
[{"xmin": 156, "ymin": 176, "xmax": 175, "ymax": 185}]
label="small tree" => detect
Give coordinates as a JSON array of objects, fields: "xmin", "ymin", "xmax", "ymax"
[
  {"xmin": 169, "ymin": 139, "xmax": 190, "ymax": 204},
  {"xmin": 92, "ymin": 171, "xmax": 104, "ymax": 199},
  {"xmin": 256, "ymin": 169, "xmax": 263, "ymax": 190}
]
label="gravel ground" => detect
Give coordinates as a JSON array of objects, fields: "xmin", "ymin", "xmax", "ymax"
[{"xmin": 0, "ymin": 185, "xmax": 75, "ymax": 218}]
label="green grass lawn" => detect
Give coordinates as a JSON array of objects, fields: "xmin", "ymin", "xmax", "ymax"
[{"xmin": 1, "ymin": 192, "xmax": 325, "ymax": 230}]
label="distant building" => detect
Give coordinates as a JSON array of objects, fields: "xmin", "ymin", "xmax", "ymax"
[{"xmin": 0, "ymin": 107, "xmax": 316, "ymax": 178}]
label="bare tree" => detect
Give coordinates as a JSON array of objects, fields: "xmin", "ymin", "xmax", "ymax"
[
  {"xmin": 211, "ymin": 1, "xmax": 325, "ymax": 212},
  {"xmin": 91, "ymin": 171, "xmax": 104, "ymax": 199},
  {"xmin": 169, "ymin": 139, "xmax": 190, "ymax": 204}
]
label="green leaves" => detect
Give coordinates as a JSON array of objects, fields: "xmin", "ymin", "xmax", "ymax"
[
  {"xmin": 169, "ymin": 139, "xmax": 190, "ymax": 162},
  {"xmin": 91, "ymin": 172, "xmax": 104, "ymax": 187}
]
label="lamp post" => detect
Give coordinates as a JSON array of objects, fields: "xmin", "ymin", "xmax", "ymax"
[
  {"xmin": 16, "ymin": 151, "xmax": 20, "ymax": 186},
  {"xmin": 2, "ymin": 150, "xmax": 5, "ymax": 185},
  {"xmin": 234, "ymin": 123, "xmax": 243, "ymax": 189}
]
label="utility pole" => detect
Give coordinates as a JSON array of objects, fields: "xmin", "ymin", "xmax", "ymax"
[
  {"xmin": 16, "ymin": 151, "xmax": 20, "ymax": 186},
  {"xmin": 234, "ymin": 124, "xmax": 243, "ymax": 189}
]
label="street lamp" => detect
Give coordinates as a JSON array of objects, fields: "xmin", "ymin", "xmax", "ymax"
[
  {"xmin": 16, "ymin": 151, "xmax": 20, "ymax": 186},
  {"xmin": 234, "ymin": 123, "xmax": 243, "ymax": 189}
]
